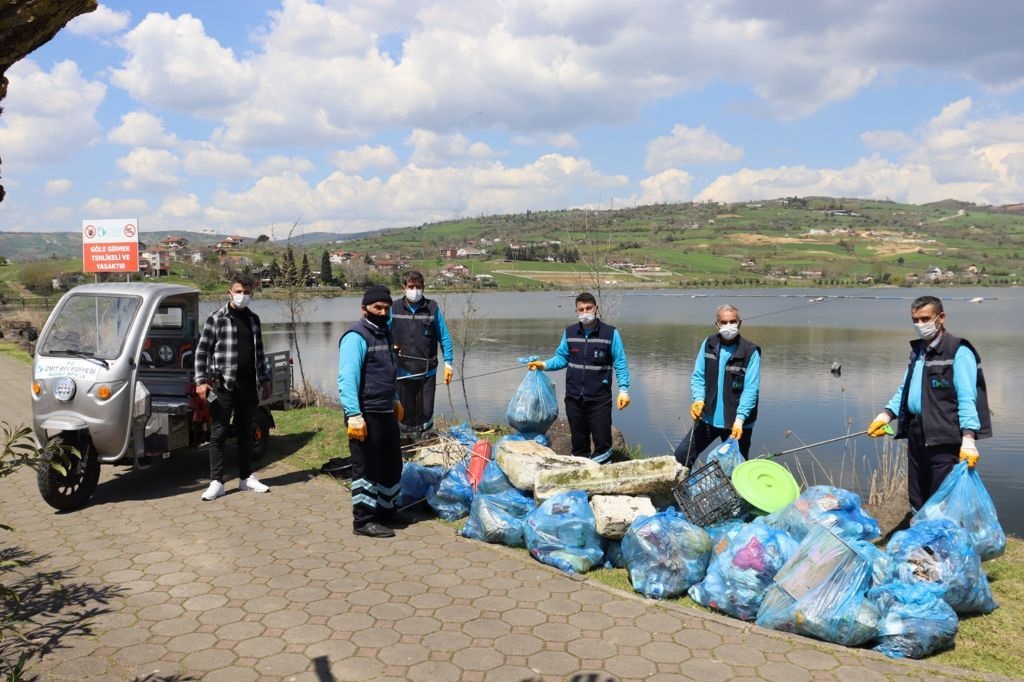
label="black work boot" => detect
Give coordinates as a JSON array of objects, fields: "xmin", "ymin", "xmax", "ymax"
[{"xmin": 353, "ymin": 521, "xmax": 396, "ymax": 538}]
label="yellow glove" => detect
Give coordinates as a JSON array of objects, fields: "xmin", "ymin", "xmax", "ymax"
[
  {"xmin": 443, "ymin": 363, "xmax": 454, "ymax": 385},
  {"xmin": 527, "ymin": 360, "xmax": 546, "ymax": 371},
  {"xmin": 617, "ymin": 391, "xmax": 630, "ymax": 410},
  {"xmin": 394, "ymin": 401, "xmax": 405, "ymax": 423},
  {"xmin": 347, "ymin": 415, "xmax": 366, "ymax": 441},
  {"xmin": 730, "ymin": 419, "xmax": 744, "ymax": 440},
  {"xmin": 959, "ymin": 436, "xmax": 979, "ymax": 468},
  {"xmin": 867, "ymin": 412, "xmax": 891, "ymax": 437},
  {"xmin": 689, "ymin": 400, "xmax": 704, "ymax": 421}
]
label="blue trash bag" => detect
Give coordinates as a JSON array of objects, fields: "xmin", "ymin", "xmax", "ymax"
[
  {"xmin": 446, "ymin": 422, "xmax": 479, "ymax": 449},
  {"xmin": 398, "ymin": 462, "xmax": 444, "ymax": 506},
  {"xmin": 427, "ymin": 457, "xmax": 474, "ymax": 521},
  {"xmin": 523, "ymin": 490, "xmax": 605, "ymax": 574},
  {"xmin": 762, "ymin": 485, "xmax": 880, "ymax": 543},
  {"xmin": 603, "ymin": 539, "xmax": 626, "ymax": 569},
  {"xmin": 912, "ymin": 461, "xmax": 1006, "ymax": 561},
  {"xmin": 621, "ymin": 510, "xmax": 712, "ymax": 599},
  {"xmin": 868, "ymin": 582, "xmax": 958, "ymax": 660},
  {"xmin": 756, "ymin": 524, "xmax": 882, "ymax": 646},
  {"xmin": 704, "ymin": 438, "xmax": 745, "ymax": 477},
  {"xmin": 460, "ymin": 485, "xmax": 536, "ymax": 547},
  {"xmin": 506, "ymin": 369, "xmax": 559, "ymax": 436},
  {"xmin": 706, "ymin": 518, "xmax": 747, "ymax": 556},
  {"xmin": 475, "ymin": 459, "xmax": 515, "ymax": 496},
  {"xmin": 689, "ymin": 523, "xmax": 800, "ymax": 621},
  {"xmin": 885, "ymin": 518, "xmax": 997, "ymax": 615}
]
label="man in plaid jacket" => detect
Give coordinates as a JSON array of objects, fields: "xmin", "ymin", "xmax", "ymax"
[{"xmin": 194, "ymin": 272, "xmax": 273, "ymax": 501}]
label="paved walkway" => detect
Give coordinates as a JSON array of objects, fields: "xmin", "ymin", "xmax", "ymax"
[{"xmin": 0, "ymin": 354, "xmax": 994, "ymax": 681}]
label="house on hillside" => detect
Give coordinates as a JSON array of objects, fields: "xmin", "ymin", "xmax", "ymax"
[
  {"xmin": 160, "ymin": 236, "xmax": 189, "ymax": 250},
  {"xmin": 329, "ymin": 250, "xmax": 357, "ymax": 265},
  {"xmin": 437, "ymin": 264, "xmax": 471, "ymax": 282},
  {"xmin": 140, "ymin": 248, "xmax": 171, "ymax": 277},
  {"xmin": 439, "ymin": 247, "xmax": 459, "ymax": 259},
  {"xmin": 216, "ymin": 236, "xmax": 245, "ymax": 249},
  {"xmin": 456, "ymin": 247, "xmax": 486, "ymax": 258}
]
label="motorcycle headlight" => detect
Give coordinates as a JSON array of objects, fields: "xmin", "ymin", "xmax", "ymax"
[{"xmin": 53, "ymin": 377, "xmax": 76, "ymax": 401}]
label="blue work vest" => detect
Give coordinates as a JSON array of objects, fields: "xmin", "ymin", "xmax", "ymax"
[
  {"xmin": 564, "ymin": 320, "xmax": 616, "ymax": 401},
  {"xmin": 702, "ymin": 334, "xmax": 760, "ymax": 425},
  {"xmin": 341, "ymin": 319, "xmax": 398, "ymax": 413},
  {"xmin": 895, "ymin": 332, "xmax": 992, "ymax": 446},
  {"xmin": 391, "ymin": 297, "xmax": 440, "ymax": 374}
]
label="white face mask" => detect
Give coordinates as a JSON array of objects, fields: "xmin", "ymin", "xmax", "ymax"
[
  {"xmin": 232, "ymin": 293, "xmax": 251, "ymax": 309},
  {"xmin": 404, "ymin": 287, "xmax": 423, "ymax": 303},
  {"xmin": 577, "ymin": 313, "xmax": 596, "ymax": 325},
  {"xmin": 915, "ymin": 320, "xmax": 938, "ymax": 340},
  {"xmin": 718, "ymin": 323, "xmax": 739, "ymax": 341}
]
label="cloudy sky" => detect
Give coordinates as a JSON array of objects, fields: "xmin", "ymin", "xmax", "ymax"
[{"xmin": 2, "ymin": 0, "xmax": 1024, "ymax": 237}]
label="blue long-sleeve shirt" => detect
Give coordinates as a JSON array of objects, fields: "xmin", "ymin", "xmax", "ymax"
[
  {"xmin": 884, "ymin": 343, "xmax": 980, "ymax": 430},
  {"xmin": 691, "ymin": 338, "xmax": 760, "ymax": 428},
  {"xmin": 394, "ymin": 299, "xmax": 455, "ymax": 378},
  {"xmin": 543, "ymin": 326, "xmax": 630, "ymax": 391},
  {"xmin": 337, "ymin": 332, "xmax": 367, "ymax": 417}
]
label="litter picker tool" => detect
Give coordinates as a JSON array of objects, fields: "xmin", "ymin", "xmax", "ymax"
[{"xmin": 758, "ymin": 423, "xmax": 893, "ymax": 460}]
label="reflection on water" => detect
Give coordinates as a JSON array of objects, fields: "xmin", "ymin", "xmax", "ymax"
[{"xmin": 215, "ymin": 287, "xmax": 1024, "ymax": 534}]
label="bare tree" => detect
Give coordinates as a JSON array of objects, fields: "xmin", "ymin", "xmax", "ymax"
[
  {"xmin": 438, "ymin": 292, "xmax": 490, "ymax": 423},
  {"xmin": 280, "ymin": 221, "xmax": 315, "ymax": 405}
]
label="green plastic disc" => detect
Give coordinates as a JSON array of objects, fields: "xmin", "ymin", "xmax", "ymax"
[{"xmin": 731, "ymin": 460, "xmax": 801, "ymax": 513}]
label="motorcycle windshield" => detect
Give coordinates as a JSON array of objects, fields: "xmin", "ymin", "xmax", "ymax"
[{"xmin": 39, "ymin": 294, "xmax": 142, "ymax": 361}]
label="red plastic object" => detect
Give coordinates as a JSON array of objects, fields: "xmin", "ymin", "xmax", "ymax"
[{"xmin": 468, "ymin": 439, "xmax": 493, "ymax": 492}]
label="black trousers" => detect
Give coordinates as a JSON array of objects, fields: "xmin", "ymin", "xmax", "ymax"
[
  {"xmin": 673, "ymin": 419, "xmax": 752, "ymax": 469},
  {"xmin": 208, "ymin": 385, "xmax": 258, "ymax": 483},
  {"xmin": 348, "ymin": 411, "xmax": 403, "ymax": 528},
  {"xmin": 905, "ymin": 418, "xmax": 959, "ymax": 510},
  {"xmin": 565, "ymin": 396, "xmax": 612, "ymax": 459},
  {"xmin": 397, "ymin": 374, "xmax": 437, "ymax": 436}
]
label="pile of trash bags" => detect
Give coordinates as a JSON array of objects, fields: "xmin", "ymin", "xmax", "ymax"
[
  {"xmin": 407, "ymin": 425, "xmax": 1006, "ymax": 661},
  {"xmin": 523, "ymin": 490, "xmax": 605, "ymax": 574},
  {"xmin": 689, "ymin": 522, "xmax": 799, "ymax": 620},
  {"xmin": 460, "ymin": 461, "xmax": 534, "ymax": 547},
  {"xmin": 621, "ymin": 510, "xmax": 711, "ymax": 599},
  {"xmin": 912, "ymin": 461, "xmax": 1006, "ymax": 561},
  {"xmin": 762, "ymin": 485, "xmax": 880, "ymax": 542}
]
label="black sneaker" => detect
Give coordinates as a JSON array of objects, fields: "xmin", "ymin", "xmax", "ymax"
[
  {"xmin": 378, "ymin": 510, "xmax": 413, "ymax": 528},
  {"xmin": 353, "ymin": 521, "xmax": 396, "ymax": 538}
]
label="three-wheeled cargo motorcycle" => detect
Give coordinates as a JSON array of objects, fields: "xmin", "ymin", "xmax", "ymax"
[{"xmin": 30, "ymin": 283, "xmax": 291, "ymax": 510}]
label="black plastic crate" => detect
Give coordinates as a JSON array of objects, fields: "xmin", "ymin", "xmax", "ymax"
[{"xmin": 673, "ymin": 460, "xmax": 749, "ymax": 527}]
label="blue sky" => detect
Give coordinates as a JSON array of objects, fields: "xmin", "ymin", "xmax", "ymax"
[{"xmin": 2, "ymin": 0, "xmax": 1024, "ymax": 238}]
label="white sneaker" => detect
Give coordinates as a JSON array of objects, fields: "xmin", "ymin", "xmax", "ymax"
[
  {"xmin": 201, "ymin": 480, "xmax": 225, "ymax": 501},
  {"xmin": 239, "ymin": 475, "xmax": 269, "ymax": 493}
]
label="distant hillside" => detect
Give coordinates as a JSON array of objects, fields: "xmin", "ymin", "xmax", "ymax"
[{"xmin": 0, "ymin": 228, "xmax": 388, "ymax": 261}]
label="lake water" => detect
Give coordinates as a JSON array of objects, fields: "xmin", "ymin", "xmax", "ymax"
[{"xmin": 206, "ymin": 287, "xmax": 1024, "ymax": 535}]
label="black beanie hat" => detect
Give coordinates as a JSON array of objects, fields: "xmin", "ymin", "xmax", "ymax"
[{"xmin": 362, "ymin": 285, "xmax": 392, "ymax": 307}]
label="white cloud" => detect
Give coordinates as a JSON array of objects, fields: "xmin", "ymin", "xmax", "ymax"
[
  {"xmin": 110, "ymin": 13, "xmax": 257, "ymax": 113},
  {"xmin": 116, "ymin": 148, "xmax": 181, "ymax": 190},
  {"xmin": 406, "ymin": 130, "xmax": 496, "ymax": 166},
  {"xmin": 81, "ymin": 197, "xmax": 149, "ymax": 217},
  {"xmin": 182, "ymin": 147, "xmax": 252, "ymax": 178},
  {"xmin": 108, "ymin": 111, "xmax": 178, "ymax": 147},
  {"xmin": 331, "ymin": 145, "xmax": 400, "ymax": 173},
  {"xmin": 645, "ymin": 125, "xmax": 743, "ymax": 173},
  {"xmin": 637, "ymin": 169, "xmax": 694, "ymax": 204},
  {"xmin": 159, "ymin": 194, "xmax": 202, "ymax": 219},
  {"xmin": 45, "ymin": 179, "xmax": 72, "ymax": 196},
  {"xmin": 256, "ymin": 156, "xmax": 316, "ymax": 176},
  {"xmin": 196, "ymin": 152, "xmax": 627, "ymax": 236},
  {"xmin": 67, "ymin": 4, "xmax": 130, "ymax": 36},
  {"xmin": 0, "ymin": 60, "xmax": 105, "ymax": 165}
]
